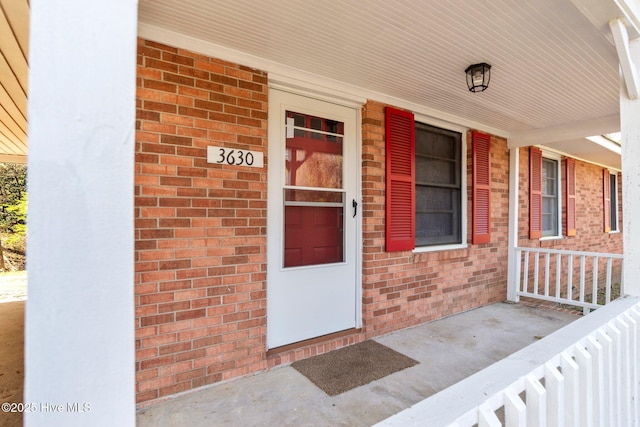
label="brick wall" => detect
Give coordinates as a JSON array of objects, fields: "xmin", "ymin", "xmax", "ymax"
[
  {"xmin": 517, "ymin": 149, "xmax": 623, "ymax": 297},
  {"xmin": 360, "ymin": 101, "xmax": 511, "ymax": 337},
  {"xmin": 133, "ymin": 39, "xmax": 623, "ymax": 405},
  {"xmin": 517, "ymin": 148, "xmax": 623, "ymax": 252},
  {"xmin": 135, "ymin": 39, "xmax": 268, "ymax": 403}
]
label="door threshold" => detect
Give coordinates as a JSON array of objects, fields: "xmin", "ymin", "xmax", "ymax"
[{"xmin": 267, "ymin": 328, "xmax": 362, "ymax": 356}]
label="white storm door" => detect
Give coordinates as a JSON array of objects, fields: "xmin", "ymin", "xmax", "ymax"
[{"xmin": 267, "ymin": 89, "xmax": 359, "ymax": 349}]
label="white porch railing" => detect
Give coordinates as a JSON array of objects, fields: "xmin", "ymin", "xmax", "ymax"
[
  {"xmin": 515, "ymin": 247, "xmax": 624, "ymax": 312},
  {"xmin": 374, "ymin": 297, "xmax": 640, "ymax": 427}
]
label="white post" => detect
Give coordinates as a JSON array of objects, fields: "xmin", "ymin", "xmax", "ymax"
[
  {"xmin": 621, "ymin": 37, "xmax": 640, "ymax": 297},
  {"xmin": 507, "ymin": 147, "xmax": 520, "ymax": 301},
  {"xmin": 25, "ymin": 1, "xmax": 138, "ymax": 426}
]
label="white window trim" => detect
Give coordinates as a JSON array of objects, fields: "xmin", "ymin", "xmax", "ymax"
[
  {"xmin": 539, "ymin": 149, "xmax": 562, "ymax": 240},
  {"xmin": 412, "ymin": 117, "xmax": 468, "ymax": 251},
  {"xmin": 414, "ymin": 243, "xmax": 469, "ymax": 254},
  {"xmin": 609, "ymin": 170, "xmax": 620, "ymax": 233}
]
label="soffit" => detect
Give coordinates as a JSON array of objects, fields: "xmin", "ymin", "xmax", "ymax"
[
  {"xmin": 0, "ymin": 1, "xmax": 625, "ymax": 167},
  {"xmin": 0, "ymin": 0, "xmax": 28, "ymax": 163},
  {"xmin": 137, "ymin": 0, "xmax": 625, "ymax": 169},
  {"xmin": 546, "ymin": 139, "xmax": 622, "ymax": 170}
]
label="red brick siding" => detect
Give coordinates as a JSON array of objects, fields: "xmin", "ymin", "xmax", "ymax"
[
  {"xmin": 517, "ymin": 149, "xmax": 623, "ymax": 297},
  {"xmin": 135, "ymin": 39, "xmax": 268, "ymax": 403},
  {"xmin": 265, "ymin": 334, "xmax": 365, "ymax": 371},
  {"xmin": 517, "ymin": 148, "xmax": 623, "ymax": 252},
  {"xmin": 134, "ymin": 39, "xmax": 624, "ymax": 405},
  {"xmin": 360, "ymin": 101, "xmax": 510, "ymax": 336}
]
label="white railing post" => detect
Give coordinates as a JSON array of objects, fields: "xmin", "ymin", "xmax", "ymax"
[
  {"xmin": 592, "ymin": 256, "xmax": 600, "ymax": 306},
  {"xmin": 523, "ymin": 252, "xmax": 530, "ymax": 295},
  {"xmin": 507, "ymin": 147, "xmax": 520, "ymax": 302},
  {"xmin": 617, "ymin": 317, "xmax": 632, "ymax": 426},
  {"xmin": 505, "ymin": 388, "xmax": 527, "ymax": 426},
  {"xmin": 534, "ymin": 252, "xmax": 540, "ymax": 295},
  {"xmin": 544, "ymin": 362, "xmax": 565, "ymax": 427},
  {"xmin": 608, "ymin": 321, "xmax": 623, "ymax": 426},
  {"xmin": 606, "ymin": 257, "xmax": 613, "ymax": 304},
  {"xmin": 625, "ymin": 309, "xmax": 639, "ymax": 426},
  {"xmin": 556, "ymin": 253, "xmax": 562, "ymax": 299},
  {"xmin": 579, "ymin": 255, "xmax": 586, "ymax": 304},
  {"xmin": 544, "ymin": 252, "xmax": 551, "ymax": 297},
  {"xmin": 514, "ymin": 249, "xmax": 522, "ymax": 302},
  {"xmin": 567, "ymin": 254, "xmax": 574, "ymax": 302},
  {"xmin": 597, "ymin": 329, "xmax": 614, "ymax": 426},
  {"xmin": 586, "ymin": 336, "xmax": 604, "ymax": 426},
  {"xmin": 562, "ymin": 352, "xmax": 581, "ymax": 427},
  {"xmin": 526, "ymin": 375, "xmax": 547, "ymax": 426},
  {"xmin": 478, "ymin": 405, "xmax": 501, "ymax": 427},
  {"xmin": 575, "ymin": 344, "xmax": 594, "ymax": 427}
]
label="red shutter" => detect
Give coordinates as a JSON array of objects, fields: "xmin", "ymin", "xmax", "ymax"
[
  {"xmin": 603, "ymin": 169, "xmax": 611, "ymax": 233},
  {"xmin": 565, "ymin": 158, "xmax": 577, "ymax": 236},
  {"xmin": 385, "ymin": 107, "xmax": 415, "ymax": 252},
  {"xmin": 529, "ymin": 147, "xmax": 543, "ymax": 239},
  {"xmin": 472, "ymin": 131, "xmax": 491, "ymax": 244}
]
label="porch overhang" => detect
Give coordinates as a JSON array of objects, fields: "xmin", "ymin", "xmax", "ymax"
[
  {"xmin": 3, "ymin": 1, "xmax": 638, "ymax": 168},
  {"xmin": 0, "ymin": 0, "xmax": 28, "ymax": 163},
  {"xmin": 135, "ymin": 0, "xmax": 635, "ymax": 170}
]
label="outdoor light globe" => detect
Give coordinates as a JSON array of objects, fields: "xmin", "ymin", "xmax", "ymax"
[{"xmin": 465, "ymin": 63, "xmax": 492, "ymax": 92}]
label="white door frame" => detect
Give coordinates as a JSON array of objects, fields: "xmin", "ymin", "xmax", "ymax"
[{"xmin": 266, "ymin": 86, "xmax": 363, "ymax": 349}]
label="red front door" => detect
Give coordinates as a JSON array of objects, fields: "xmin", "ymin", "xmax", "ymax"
[{"xmin": 284, "ymin": 205, "xmax": 344, "ymax": 267}]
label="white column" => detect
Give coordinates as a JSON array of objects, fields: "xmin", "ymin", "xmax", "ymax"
[
  {"xmin": 507, "ymin": 147, "xmax": 520, "ymax": 302},
  {"xmin": 621, "ymin": 37, "xmax": 640, "ymax": 297},
  {"xmin": 25, "ymin": 1, "xmax": 138, "ymax": 426}
]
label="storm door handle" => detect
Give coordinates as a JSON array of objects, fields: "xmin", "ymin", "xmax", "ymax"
[{"xmin": 352, "ymin": 199, "xmax": 358, "ymax": 218}]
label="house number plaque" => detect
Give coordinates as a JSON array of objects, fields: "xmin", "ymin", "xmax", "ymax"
[{"xmin": 207, "ymin": 146, "xmax": 264, "ymax": 168}]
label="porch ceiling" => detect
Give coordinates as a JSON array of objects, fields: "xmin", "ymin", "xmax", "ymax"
[
  {"xmin": 138, "ymin": 0, "xmax": 629, "ymax": 169},
  {"xmin": 2, "ymin": 1, "xmax": 630, "ymax": 168},
  {"xmin": 0, "ymin": 0, "xmax": 28, "ymax": 164}
]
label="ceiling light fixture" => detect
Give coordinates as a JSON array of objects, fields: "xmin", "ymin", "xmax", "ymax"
[{"xmin": 465, "ymin": 63, "xmax": 492, "ymax": 93}]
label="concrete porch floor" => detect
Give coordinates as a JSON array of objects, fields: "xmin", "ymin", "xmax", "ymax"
[{"xmin": 136, "ymin": 302, "xmax": 579, "ymax": 427}]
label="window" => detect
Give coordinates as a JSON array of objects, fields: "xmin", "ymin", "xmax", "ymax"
[
  {"xmin": 385, "ymin": 107, "xmax": 475, "ymax": 251},
  {"xmin": 565, "ymin": 158, "xmax": 577, "ymax": 236},
  {"xmin": 529, "ymin": 147, "xmax": 561, "ymax": 239},
  {"xmin": 542, "ymin": 158, "xmax": 559, "ymax": 237},
  {"xmin": 414, "ymin": 123, "xmax": 462, "ymax": 246},
  {"xmin": 609, "ymin": 172, "xmax": 619, "ymax": 232}
]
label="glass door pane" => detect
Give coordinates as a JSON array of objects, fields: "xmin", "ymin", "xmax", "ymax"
[{"xmin": 284, "ymin": 111, "xmax": 345, "ymax": 267}]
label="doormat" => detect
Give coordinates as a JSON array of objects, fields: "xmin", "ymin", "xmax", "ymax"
[{"xmin": 291, "ymin": 340, "xmax": 419, "ymax": 396}]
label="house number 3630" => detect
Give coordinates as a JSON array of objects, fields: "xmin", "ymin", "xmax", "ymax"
[{"xmin": 207, "ymin": 146, "xmax": 264, "ymax": 168}]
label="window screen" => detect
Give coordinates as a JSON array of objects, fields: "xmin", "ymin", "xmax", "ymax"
[
  {"xmin": 414, "ymin": 123, "xmax": 461, "ymax": 246},
  {"xmin": 542, "ymin": 158, "xmax": 558, "ymax": 237}
]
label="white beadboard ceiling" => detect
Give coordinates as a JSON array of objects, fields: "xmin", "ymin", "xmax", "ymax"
[
  {"xmin": 0, "ymin": 0, "xmax": 629, "ymax": 167},
  {"xmin": 138, "ymin": 0, "xmax": 627, "ymax": 169}
]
